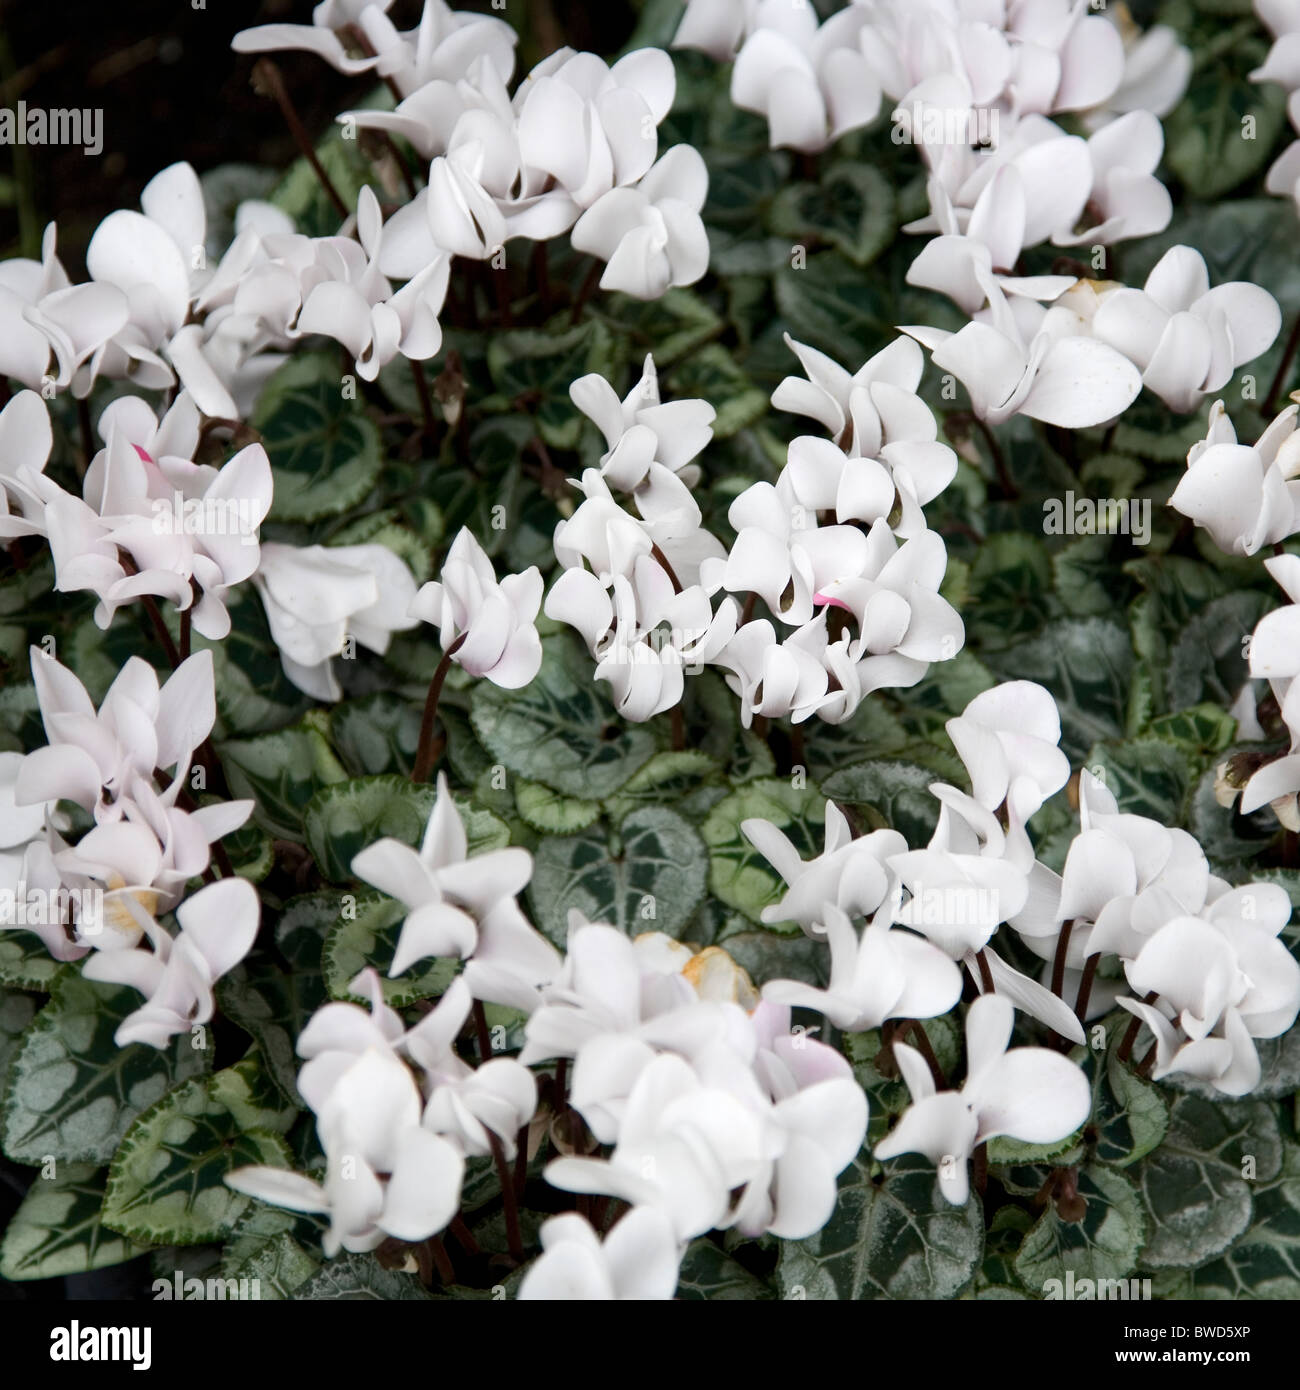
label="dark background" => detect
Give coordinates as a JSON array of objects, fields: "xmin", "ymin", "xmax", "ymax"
[{"xmin": 0, "ymin": 0, "xmax": 643, "ymax": 268}]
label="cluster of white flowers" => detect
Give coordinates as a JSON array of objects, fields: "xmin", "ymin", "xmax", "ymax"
[
  {"xmin": 228, "ymin": 967, "xmax": 534, "ymax": 1257},
  {"xmin": 1169, "ymin": 394, "xmax": 1300, "ymax": 837},
  {"xmin": 677, "ymin": 0, "xmax": 1191, "ymax": 156},
  {"xmin": 680, "ymin": 1, "xmax": 1280, "ymax": 424},
  {"xmin": 1019, "ymin": 767, "xmax": 1300, "ymax": 1097},
  {"xmin": 220, "ymin": 674, "xmax": 1300, "ymax": 1289},
  {"xmin": 543, "ymin": 337, "xmax": 965, "ymax": 725},
  {"xmin": 237, "ymin": 0, "xmax": 709, "ymax": 304},
  {"xmin": 0, "ymin": 388, "xmax": 273, "ymax": 636},
  {"xmin": 226, "ymin": 774, "xmax": 869, "ymax": 1287},
  {"xmin": 1185, "ymin": 1, "xmax": 1300, "ymax": 835},
  {"xmin": 0, "ymin": 383, "xmax": 428, "ymax": 702},
  {"xmin": 0, "ymin": 646, "xmax": 260, "ymax": 1047},
  {"xmin": 0, "ymin": 4, "xmax": 709, "ymax": 434},
  {"xmin": 1253, "ymin": 0, "xmax": 1300, "ymax": 212},
  {"xmin": 2, "ymin": 0, "xmax": 1297, "ymax": 1304}
]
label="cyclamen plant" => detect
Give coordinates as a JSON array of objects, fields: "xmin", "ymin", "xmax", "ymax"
[{"xmin": 4, "ymin": 0, "xmax": 1300, "ymax": 1307}]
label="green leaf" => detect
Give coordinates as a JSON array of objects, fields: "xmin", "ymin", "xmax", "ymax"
[
  {"xmin": 292, "ymin": 1251, "xmax": 435, "ymax": 1300},
  {"xmin": 768, "ymin": 163, "xmax": 896, "ymax": 267},
  {"xmin": 1244, "ymin": 1031, "xmax": 1300, "ymax": 1102},
  {"xmin": 0, "ymin": 930, "xmax": 67, "ymax": 991},
  {"xmin": 968, "ymin": 532, "xmax": 1055, "ymax": 648},
  {"xmin": 216, "ymin": 947, "xmax": 326, "ymax": 1107},
  {"xmin": 470, "ymin": 636, "xmax": 657, "ymax": 798},
  {"xmin": 223, "ymin": 1228, "xmax": 320, "ymax": 1300},
  {"xmin": 1156, "ymin": 1137, "xmax": 1300, "ymax": 1298},
  {"xmin": 222, "ymin": 815, "xmax": 275, "ymax": 883},
  {"xmin": 703, "ymin": 151, "xmax": 788, "ymax": 226},
  {"xmin": 221, "ymin": 1202, "xmax": 324, "ymax": 1300},
  {"xmin": 0, "ymin": 987, "xmax": 38, "ymax": 1089},
  {"xmin": 665, "ymin": 344, "xmax": 766, "ymax": 437},
  {"xmin": 1167, "ymin": 591, "xmax": 1271, "ymax": 711},
  {"xmin": 986, "ymin": 1130, "xmax": 1084, "ymax": 1168},
  {"xmin": 307, "ymin": 775, "xmax": 510, "ymax": 884},
  {"xmin": 1113, "ymin": 393, "xmax": 1213, "ymax": 460},
  {"xmin": 701, "ymin": 777, "xmax": 826, "ymax": 929},
  {"xmin": 1135, "ymin": 1094, "xmax": 1282, "ymax": 1269},
  {"xmin": 487, "ymin": 320, "xmax": 620, "ymax": 450},
  {"xmin": 802, "ymin": 701, "xmax": 909, "ymax": 783},
  {"xmin": 0, "ymin": 1162, "xmax": 143, "ymax": 1280},
  {"xmin": 1012, "ymin": 1165, "xmax": 1146, "ymax": 1296},
  {"xmin": 777, "ymin": 1153, "xmax": 984, "ymax": 1300},
  {"xmin": 1147, "ymin": 703, "xmax": 1238, "ymax": 757},
  {"xmin": 306, "ymin": 775, "xmax": 442, "ymax": 883},
  {"xmin": 515, "ymin": 779, "xmax": 602, "ymax": 835},
  {"xmin": 587, "ymin": 288, "xmax": 722, "ymax": 366},
  {"xmin": 528, "ymin": 807, "xmax": 707, "ymax": 945},
  {"xmin": 675, "ymin": 1239, "xmax": 775, "ymax": 1299},
  {"xmin": 1053, "ymin": 533, "xmax": 1130, "ymax": 619},
  {"xmin": 3, "ymin": 974, "xmax": 209, "ymax": 1166},
  {"xmin": 773, "ymin": 251, "xmax": 890, "ymax": 363},
  {"xmin": 331, "ymin": 693, "xmax": 424, "ymax": 777},
  {"xmin": 269, "ymin": 121, "xmax": 375, "ymax": 236},
  {"xmin": 322, "ymin": 891, "xmax": 458, "ymax": 1007},
  {"xmin": 1083, "ymin": 738, "xmax": 1191, "ymax": 825},
  {"xmin": 1165, "ymin": 55, "xmax": 1286, "ymax": 199},
  {"xmin": 253, "ymin": 354, "xmax": 384, "ymax": 522},
  {"xmin": 821, "ymin": 761, "xmax": 942, "ymax": 846},
  {"xmin": 103, "ymin": 1057, "xmax": 294, "ymax": 1245},
  {"xmin": 602, "ymin": 750, "xmax": 726, "ymax": 825},
  {"xmin": 220, "ymin": 722, "xmax": 349, "ymax": 839},
  {"xmin": 274, "ymin": 891, "xmax": 338, "ymax": 969},
  {"xmin": 1092, "ymin": 1045, "xmax": 1171, "ymax": 1169}
]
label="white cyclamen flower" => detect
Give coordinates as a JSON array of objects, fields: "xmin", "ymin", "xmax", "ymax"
[
  {"xmin": 762, "ymin": 903, "xmax": 962, "ymax": 1031},
  {"xmin": 545, "ymin": 1052, "xmax": 775, "ymax": 1240},
  {"xmin": 351, "ymin": 771, "xmax": 559, "ymax": 1004},
  {"xmin": 905, "ymin": 284, "xmax": 1142, "ymax": 428},
  {"xmin": 0, "ymin": 390, "xmax": 54, "ymax": 540},
  {"xmin": 228, "ymin": 1046, "xmax": 465, "ymax": 1257},
  {"xmin": 518, "ymin": 1208, "xmax": 682, "ymax": 1301},
  {"xmin": 16, "ymin": 648, "xmax": 218, "ymax": 824},
  {"xmin": 874, "ymin": 994, "xmax": 1091, "ymax": 1204},
  {"xmin": 1169, "ymin": 400, "xmax": 1300, "ymax": 557},
  {"xmin": 410, "ymin": 527, "xmax": 543, "ymax": 689},
  {"xmin": 741, "ymin": 799, "xmax": 905, "ymax": 938},
  {"xmin": 253, "ymin": 540, "xmax": 419, "ymax": 700},
  {"xmin": 81, "ymin": 877, "xmax": 261, "ymax": 1048},
  {"xmin": 1118, "ymin": 887, "xmax": 1300, "ymax": 1096},
  {"xmin": 729, "ymin": 0, "xmax": 881, "ymax": 152},
  {"xmin": 571, "ymin": 146, "xmax": 710, "ymax": 301},
  {"xmin": 570, "ymin": 354, "xmax": 714, "ymax": 492},
  {"xmin": 1091, "ymin": 246, "xmax": 1281, "ymax": 414}
]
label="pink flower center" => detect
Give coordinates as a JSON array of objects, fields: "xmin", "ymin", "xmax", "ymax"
[{"xmin": 814, "ymin": 592, "xmax": 851, "ymax": 612}]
